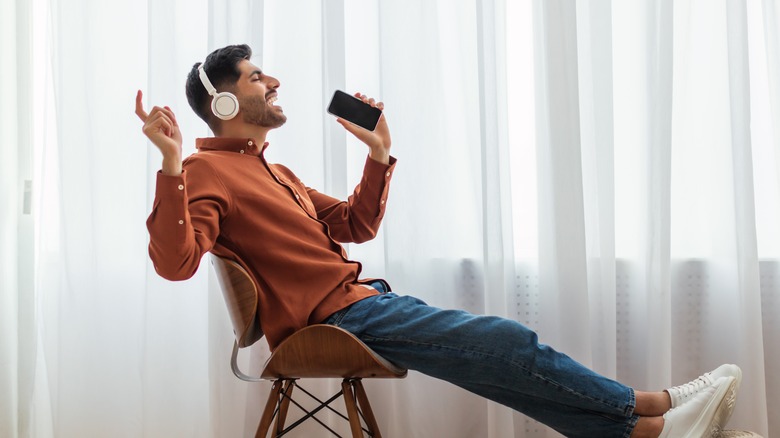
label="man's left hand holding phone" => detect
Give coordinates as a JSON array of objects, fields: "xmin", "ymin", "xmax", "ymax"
[{"xmin": 332, "ymin": 92, "xmax": 392, "ymax": 165}]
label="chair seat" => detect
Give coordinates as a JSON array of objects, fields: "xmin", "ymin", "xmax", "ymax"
[
  {"xmin": 261, "ymin": 324, "xmax": 407, "ymax": 379},
  {"xmin": 210, "ymin": 254, "xmax": 404, "ymax": 437}
]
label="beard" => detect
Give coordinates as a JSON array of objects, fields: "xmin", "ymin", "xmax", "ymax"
[{"xmin": 239, "ymin": 94, "xmax": 287, "ymax": 128}]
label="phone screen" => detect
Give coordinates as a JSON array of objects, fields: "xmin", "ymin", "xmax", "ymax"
[{"xmin": 327, "ymin": 90, "xmax": 382, "ymax": 131}]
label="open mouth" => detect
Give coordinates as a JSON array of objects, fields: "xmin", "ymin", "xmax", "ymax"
[{"xmin": 266, "ymin": 95, "xmax": 279, "ymax": 107}]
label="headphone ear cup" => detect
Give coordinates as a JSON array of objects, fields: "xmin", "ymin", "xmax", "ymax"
[{"xmin": 212, "ymin": 91, "xmax": 239, "ymax": 120}]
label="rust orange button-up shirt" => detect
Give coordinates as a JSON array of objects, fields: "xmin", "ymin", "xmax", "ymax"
[{"xmin": 146, "ymin": 137, "xmax": 396, "ymax": 350}]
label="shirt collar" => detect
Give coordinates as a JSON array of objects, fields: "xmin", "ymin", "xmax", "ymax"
[{"xmin": 195, "ymin": 137, "xmax": 268, "ymax": 156}]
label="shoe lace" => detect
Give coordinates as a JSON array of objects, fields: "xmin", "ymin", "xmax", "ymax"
[{"xmin": 670, "ymin": 373, "xmax": 712, "ymax": 398}]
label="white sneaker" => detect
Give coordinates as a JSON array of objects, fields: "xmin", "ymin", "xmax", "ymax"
[
  {"xmin": 667, "ymin": 364, "xmax": 742, "ymax": 408},
  {"xmin": 659, "ymin": 376, "xmax": 737, "ymax": 438}
]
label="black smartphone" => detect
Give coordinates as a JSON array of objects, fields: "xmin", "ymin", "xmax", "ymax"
[{"xmin": 327, "ymin": 90, "xmax": 382, "ymax": 131}]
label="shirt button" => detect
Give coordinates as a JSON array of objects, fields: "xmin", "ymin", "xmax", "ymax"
[
  {"xmin": 178, "ymin": 220, "xmax": 184, "ymax": 225},
  {"xmin": 177, "ymin": 184, "xmax": 184, "ymax": 190},
  {"xmin": 248, "ymin": 140, "xmax": 253, "ymax": 146},
  {"xmin": 239, "ymin": 150, "xmax": 245, "ymax": 154},
  {"xmin": 380, "ymin": 199, "xmax": 386, "ymax": 205},
  {"xmin": 386, "ymin": 171, "xmax": 391, "ymax": 177},
  {"xmin": 295, "ymin": 194, "xmax": 300, "ymax": 199}
]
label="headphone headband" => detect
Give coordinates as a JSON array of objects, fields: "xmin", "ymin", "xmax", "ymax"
[{"xmin": 198, "ymin": 64, "xmax": 218, "ymax": 96}]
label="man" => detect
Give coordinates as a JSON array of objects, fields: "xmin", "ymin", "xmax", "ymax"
[{"xmin": 136, "ymin": 44, "xmax": 741, "ymax": 437}]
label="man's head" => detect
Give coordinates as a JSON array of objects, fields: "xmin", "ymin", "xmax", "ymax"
[{"xmin": 186, "ymin": 44, "xmax": 286, "ymax": 134}]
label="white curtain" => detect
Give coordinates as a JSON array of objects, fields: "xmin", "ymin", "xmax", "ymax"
[
  {"xmin": 2, "ymin": 0, "xmax": 778, "ymax": 436},
  {"xmin": 1, "ymin": 0, "xmax": 36, "ymax": 436}
]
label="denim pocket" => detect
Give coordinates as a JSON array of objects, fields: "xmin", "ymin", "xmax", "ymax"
[{"xmin": 322, "ymin": 304, "xmax": 353, "ymax": 326}]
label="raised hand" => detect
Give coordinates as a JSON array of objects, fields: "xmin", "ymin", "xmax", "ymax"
[
  {"xmin": 337, "ymin": 92, "xmax": 391, "ymax": 165},
  {"xmin": 135, "ymin": 90, "xmax": 183, "ymax": 175}
]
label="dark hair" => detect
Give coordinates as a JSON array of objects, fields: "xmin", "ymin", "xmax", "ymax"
[{"xmin": 185, "ymin": 44, "xmax": 252, "ymax": 130}]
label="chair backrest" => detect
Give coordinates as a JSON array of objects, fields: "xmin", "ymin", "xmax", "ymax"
[
  {"xmin": 211, "ymin": 254, "xmax": 408, "ymax": 383},
  {"xmin": 210, "ymin": 255, "xmax": 264, "ymax": 348}
]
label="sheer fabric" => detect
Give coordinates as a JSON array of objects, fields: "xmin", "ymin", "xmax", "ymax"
[{"xmin": 2, "ymin": 0, "xmax": 777, "ymax": 436}]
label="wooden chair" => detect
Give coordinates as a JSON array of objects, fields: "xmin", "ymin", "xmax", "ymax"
[{"xmin": 210, "ymin": 255, "xmax": 407, "ymax": 438}]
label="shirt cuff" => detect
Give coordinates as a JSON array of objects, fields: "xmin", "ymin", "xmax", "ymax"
[
  {"xmin": 364, "ymin": 154, "xmax": 397, "ymax": 180},
  {"xmin": 155, "ymin": 169, "xmax": 188, "ymax": 199},
  {"xmin": 362, "ymin": 155, "xmax": 396, "ymax": 215}
]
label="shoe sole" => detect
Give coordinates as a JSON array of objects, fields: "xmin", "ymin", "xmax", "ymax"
[
  {"xmin": 703, "ymin": 376, "xmax": 738, "ymax": 438},
  {"xmin": 672, "ymin": 376, "xmax": 735, "ymax": 437},
  {"xmin": 720, "ymin": 366, "xmax": 742, "ymax": 427}
]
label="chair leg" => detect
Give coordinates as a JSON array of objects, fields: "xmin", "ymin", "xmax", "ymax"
[
  {"xmin": 341, "ymin": 379, "xmax": 364, "ymax": 438},
  {"xmin": 354, "ymin": 380, "xmax": 381, "ymax": 438},
  {"xmin": 274, "ymin": 380, "xmax": 295, "ymax": 435},
  {"xmin": 256, "ymin": 379, "xmax": 283, "ymax": 438}
]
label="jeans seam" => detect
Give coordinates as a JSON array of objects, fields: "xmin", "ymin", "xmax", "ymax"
[
  {"xmin": 621, "ymin": 413, "xmax": 639, "ymax": 438},
  {"xmin": 625, "ymin": 387, "xmax": 636, "ymax": 417},
  {"xmin": 324, "ymin": 305, "xmax": 352, "ymax": 326},
  {"xmin": 361, "ymin": 333, "xmax": 630, "ymax": 415}
]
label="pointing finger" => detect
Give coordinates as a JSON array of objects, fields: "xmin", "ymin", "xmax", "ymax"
[{"xmin": 135, "ymin": 90, "xmax": 148, "ymax": 122}]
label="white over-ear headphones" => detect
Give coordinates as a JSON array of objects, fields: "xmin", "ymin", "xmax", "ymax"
[{"xmin": 198, "ymin": 64, "xmax": 239, "ymax": 120}]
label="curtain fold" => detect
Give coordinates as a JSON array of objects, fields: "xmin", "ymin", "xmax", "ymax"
[
  {"xmin": 1, "ymin": 0, "xmax": 22, "ymax": 435},
  {"xmin": 5, "ymin": 0, "xmax": 777, "ymax": 436},
  {"xmin": 534, "ymin": 0, "xmax": 594, "ymax": 370},
  {"xmin": 476, "ymin": 1, "xmax": 517, "ymax": 435},
  {"xmin": 755, "ymin": 2, "xmax": 780, "ymax": 435},
  {"xmin": 725, "ymin": 0, "xmax": 769, "ymax": 433},
  {"xmin": 611, "ymin": 0, "xmax": 675, "ymax": 393},
  {"xmin": 575, "ymin": 0, "xmax": 618, "ymax": 380},
  {"xmin": 1, "ymin": 0, "xmax": 35, "ymax": 436}
]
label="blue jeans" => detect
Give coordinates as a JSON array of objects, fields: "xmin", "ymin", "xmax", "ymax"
[{"xmin": 323, "ymin": 286, "xmax": 639, "ymax": 438}]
